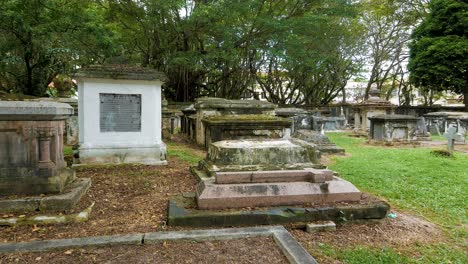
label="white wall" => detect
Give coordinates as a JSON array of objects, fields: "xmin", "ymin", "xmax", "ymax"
[{"xmin": 78, "ymin": 78, "xmax": 163, "ymax": 149}]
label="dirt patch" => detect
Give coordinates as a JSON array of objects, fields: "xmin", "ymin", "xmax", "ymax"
[
  {"xmin": 0, "ymin": 155, "xmax": 198, "ymax": 243},
  {"xmin": 291, "ymin": 210, "xmax": 444, "ymax": 263},
  {"xmin": 0, "ymin": 237, "xmax": 288, "ymax": 264}
]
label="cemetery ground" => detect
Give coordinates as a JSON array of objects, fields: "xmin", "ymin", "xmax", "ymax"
[{"xmin": 1, "ymin": 134, "xmax": 467, "ymax": 263}]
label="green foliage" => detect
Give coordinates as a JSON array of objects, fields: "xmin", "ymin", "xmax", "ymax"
[
  {"xmin": 0, "ymin": 0, "xmax": 118, "ymax": 96},
  {"xmin": 408, "ymin": 0, "xmax": 468, "ymax": 96},
  {"xmin": 107, "ymin": 0, "xmax": 363, "ymax": 103},
  {"xmin": 430, "ymin": 149, "xmax": 453, "ymax": 158}
]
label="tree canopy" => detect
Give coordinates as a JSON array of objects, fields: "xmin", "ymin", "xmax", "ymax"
[{"xmin": 408, "ymin": 0, "xmax": 468, "ymax": 107}]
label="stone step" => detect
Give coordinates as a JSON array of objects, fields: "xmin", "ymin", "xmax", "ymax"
[
  {"xmin": 196, "ymin": 177, "xmax": 362, "ymax": 210},
  {"xmin": 215, "ymin": 168, "xmax": 334, "ymax": 184}
]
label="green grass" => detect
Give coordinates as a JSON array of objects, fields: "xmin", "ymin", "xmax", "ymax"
[
  {"xmin": 316, "ymin": 243, "xmax": 467, "ymax": 264},
  {"xmin": 321, "ymin": 133, "xmax": 468, "ymax": 263},
  {"xmin": 166, "ymin": 142, "xmax": 205, "ymax": 165},
  {"xmin": 63, "ymin": 146, "xmax": 74, "ymax": 156}
]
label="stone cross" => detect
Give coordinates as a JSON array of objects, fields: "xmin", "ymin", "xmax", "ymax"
[{"xmin": 444, "ymin": 126, "xmax": 458, "ymax": 151}]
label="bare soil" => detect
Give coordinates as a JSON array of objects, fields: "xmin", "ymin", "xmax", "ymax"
[
  {"xmin": 0, "ymin": 156, "xmax": 198, "ymax": 243},
  {"xmin": 0, "ymin": 237, "xmax": 288, "ymax": 264}
]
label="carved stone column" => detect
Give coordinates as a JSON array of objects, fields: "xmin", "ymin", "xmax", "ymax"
[{"xmin": 36, "ymin": 127, "xmax": 55, "ymax": 169}]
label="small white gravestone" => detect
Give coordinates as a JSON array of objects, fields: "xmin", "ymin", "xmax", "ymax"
[
  {"xmin": 74, "ymin": 65, "xmax": 167, "ymax": 165},
  {"xmin": 444, "ymin": 126, "xmax": 461, "ymax": 151}
]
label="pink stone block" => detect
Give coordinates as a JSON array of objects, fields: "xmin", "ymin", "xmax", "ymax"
[
  {"xmin": 197, "ymin": 177, "xmax": 362, "ymax": 210},
  {"xmin": 215, "ymin": 168, "xmax": 334, "ymax": 184}
]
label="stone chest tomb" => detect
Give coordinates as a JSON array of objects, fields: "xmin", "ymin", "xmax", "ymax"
[
  {"xmin": 193, "ymin": 97, "xmax": 291, "ymax": 148},
  {"xmin": 74, "ymin": 65, "xmax": 167, "ymax": 165},
  {"xmin": 0, "ymin": 101, "xmax": 76, "ymax": 196},
  {"xmin": 368, "ymin": 115, "xmax": 418, "ymax": 143}
]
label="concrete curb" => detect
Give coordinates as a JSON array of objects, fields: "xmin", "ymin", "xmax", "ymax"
[{"xmin": 0, "ymin": 226, "xmax": 317, "ymax": 264}]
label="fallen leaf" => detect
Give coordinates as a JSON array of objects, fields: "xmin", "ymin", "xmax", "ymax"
[
  {"xmin": 35, "ymin": 257, "xmax": 41, "ymax": 261},
  {"xmin": 64, "ymin": 250, "xmax": 73, "ymax": 255}
]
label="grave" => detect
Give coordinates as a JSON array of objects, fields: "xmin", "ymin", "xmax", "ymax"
[
  {"xmin": 74, "ymin": 64, "xmax": 167, "ymax": 165},
  {"xmin": 368, "ymin": 115, "xmax": 418, "ymax": 143},
  {"xmin": 0, "ymin": 101, "xmax": 90, "ymax": 212},
  {"xmin": 444, "ymin": 126, "xmax": 464, "ymax": 151},
  {"xmin": 161, "ymin": 98, "xmax": 183, "ymax": 139},
  {"xmin": 275, "ymin": 107, "xmax": 313, "ymax": 134},
  {"xmin": 424, "ymin": 111, "xmax": 468, "ymax": 138},
  {"xmin": 293, "ymin": 129, "xmax": 345, "ymax": 155},
  {"xmin": 353, "ymin": 85, "xmax": 396, "ymax": 132},
  {"xmin": 169, "ymin": 138, "xmax": 389, "ymax": 227},
  {"xmin": 414, "ymin": 117, "xmax": 431, "ymax": 141},
  {"xmin": 193, "ymin": 97, "xmax": 290, "ymax": 148},
  {"xmin": 181, "ymin": 104, "xmax": 197, "ymax": 141}
]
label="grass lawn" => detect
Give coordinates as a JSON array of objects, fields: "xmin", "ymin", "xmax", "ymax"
[{"xmin": 321, "ymin": 133, "xmax": 467, "ymax": 263}]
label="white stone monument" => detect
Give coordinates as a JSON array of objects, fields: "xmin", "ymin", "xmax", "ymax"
[{"xmin": 74, "ymin": 64, "xmax": 167, "ymax": 165}]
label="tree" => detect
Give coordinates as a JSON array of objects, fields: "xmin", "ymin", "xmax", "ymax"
[
  {"xmin": 0, "ymin": 0, "xmax": 117, "ymax": 96},
  {"xmin": 408, "ymin": 0, "xmax": 468, "ymax": 109},
  {"xmin": 360, "ymin": 0, "xmax": 421, "ymax": 101}
]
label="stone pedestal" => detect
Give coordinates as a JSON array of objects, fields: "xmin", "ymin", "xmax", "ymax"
[
  {"xmin": 194, "ymin": 138, "xmax": 362, "ymax": 210},
  {"xmin": 368, "ymin": 115, "xmax": 418, "ymax": 143},
  {"xmin": 74, "ymin": 64, "xmax": 167, "ymax": 165}
]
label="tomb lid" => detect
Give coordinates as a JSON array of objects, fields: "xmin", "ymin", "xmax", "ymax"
[
  {"xmin": 275, "ymin": 107, "xmax": 309, "ymax": 117},
  {"xmin": 424, "ymin": 111, "xmax": 468, "ymax": 117},
  {"xmin": 202, "ymin": 114, "xmax": 291, "ymax": 125},
  {"xmin": 0, "ymin": 101, "xmax": 73, "ymax": 120},
  {"xmin": 368, "ymin": 114, "xmax": 418, "ymax": 121},
  {"xmin": 74, "ymin": 64, "xmax": 167, "ymax": 81},
  {"xmin": 195, "ymin": 97, "xmax": 276, "ymax": 110}
]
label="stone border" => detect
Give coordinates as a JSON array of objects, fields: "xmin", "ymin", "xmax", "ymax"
[
  {"xmin": 0, "ymin": 226, "xmax": 317, "ymax": 264},
  {"xmin": 0, "ymin": 178, "xmax": 91, "ymax": 213}
]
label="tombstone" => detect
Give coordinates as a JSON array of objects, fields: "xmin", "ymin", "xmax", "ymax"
[
  {"xmin": 353, "ymin": 85, "xmax": 396, "ymax": 131},
  {"xmin": 368, "ymin": 115, "xmax": 418, "ymax": 143},
  {"xmin": 193, "ymin": 97, "xmax": 286, "ymax": 147},
  {"xmin": 193, "ymin": 138, "xmax": 361, "ymax": 209},
  {"xmin": 444, "ymin": 126, "xmax": 463, "ymax": 151},
  {"xmin": 74, "ymin": 64, "xmax": 167, "ymax": 165},
  {"xmin": 424, "ymin": 111, "xmax": 468, "ymax": 137},
  {"xmin": 181, "ymin": 104, "xmax": 197, "ymax": 141},
  {"xmin": 293, "ymin": 129, "xmax": 345, "ymax": 155},
  {"xmin": 275, "ymin": 107, "xmax": 313, "ymax": 134},
  {"xmin": 0, "ymin": 101, "xmax": 90, "ymax": 211},
  {"xmin": 414, "ymin": 117, "xmax": 431, "ymax": 141}
]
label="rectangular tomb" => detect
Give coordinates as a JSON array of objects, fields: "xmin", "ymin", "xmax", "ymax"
[{"xmin": 74, "ymin": 64, "xmax": 167, "ymax": 165}]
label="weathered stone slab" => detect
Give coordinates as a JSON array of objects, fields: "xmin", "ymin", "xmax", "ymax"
[
  {"xmin": 207, "ymin": 138, "xmax": 319, "ymax": 167},
  {"xmin": 0, "ymin": 178, "xmax": 91, "ymax": 213},
  {"xmin": 196, "ymin": 177, "xmax": 362, "ymax": 210},
  {"xmin": 306, "ymin": 221, "xmax": 336, "ymax": 233},
  {"xmin": 168, "ymin": 194, "xmax": 390, "ymax": 227},
  {"xmin": 215, "ymin": 168, "xmax": 334, "ymax": 184},
  {"xmin": 293, "ymin": 130, "xmax": 345, "ymax": 155}
]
